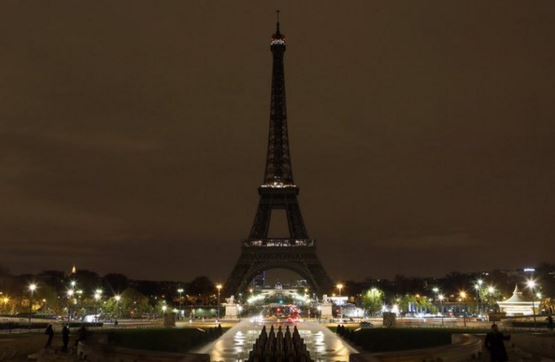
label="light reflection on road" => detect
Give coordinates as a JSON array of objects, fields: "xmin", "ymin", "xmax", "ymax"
[{"xmin": 196, "ymin": 320, "xmax": 357, "ymax": 362}]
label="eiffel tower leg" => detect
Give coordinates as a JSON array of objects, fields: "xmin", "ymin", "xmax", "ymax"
[{"xmin": 225, "ymin": 247, "xmax": 334, "ymax": 297}]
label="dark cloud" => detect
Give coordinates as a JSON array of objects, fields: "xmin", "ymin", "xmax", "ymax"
[{"xmin": 0, "ymin": 0, "xmax": 554, "ymax": 281}]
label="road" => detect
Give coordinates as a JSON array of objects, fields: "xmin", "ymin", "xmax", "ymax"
[{"xmin": 196, "ymin": 320, "xmax": 357, "ymax": 362}]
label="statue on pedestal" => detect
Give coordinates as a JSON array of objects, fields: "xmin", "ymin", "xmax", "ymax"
[{"xmin": 224, "ymin": 295, "xmax": 240, "ymax": 320}]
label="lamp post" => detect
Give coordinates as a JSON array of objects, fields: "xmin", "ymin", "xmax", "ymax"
[
  {"xmin": 336, "ymin": 283, "xmax": 344, "ymax": 297},
  {"xmin": 438, "ymin": 294, "xmax": 445, "ymax": 326},
  {"xmin": 27, "ymin": 283, "xmax": 37, "ymax": 324},
  {"xmin": 94, "ymin": 289, "xmax": 102, "ymax": 321},
  {"xmin": 177, "ymin": 288, "xmax": 184, "ymax": 320},
  {"xmin": 216, "ymin": 284, "xmax": 222, "ymax": 321},
  {"xmin": 114, "ymin": 295, "xmax": 121, "ymax": 323},
  {"xmin": 475, "ymin": 279, "xmax": 483, "ymax": 316},
  {"xmin": 486, "ymin": 286, "xmax": 495, "ymax": 315},
  {"xmin": 432, "ymin": 287, "xmax": 441, "ymax": 325},
  {"xmin": 336, "ymin": 283, "xmax": 344, "ymax": 321},
  {"xmin": 526, "ymin": 279, "xmax": 538, "ymax": 328},
  {"xmin": 459, "ymin": 291, "xmax": 467, "ymax": 328},
  {"xmin": 67, "ymin": 289, "xmax": 74, "ymax": 321}
]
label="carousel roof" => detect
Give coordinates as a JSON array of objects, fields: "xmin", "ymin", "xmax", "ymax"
[{"xmin": 498, "ymin": 284, "xmax": 534, "ymax": 305}]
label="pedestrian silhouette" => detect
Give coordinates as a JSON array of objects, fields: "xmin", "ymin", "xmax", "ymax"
[
  {"xmin": 75, "ymin": 325, "xmax": 88, "ymax": 347},
  {"xmin": 44, "ymin": 324, "xmax": 54, "ymax": 348},
  {"xmin": 61, "ymin": 325, "xmax": 70, "ymax": 352},
  {"xmin": 484, "ymin": 324, "xmax": 510, "ymax": 362}
]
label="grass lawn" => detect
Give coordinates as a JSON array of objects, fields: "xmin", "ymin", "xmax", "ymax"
[
  {"xmin": 335, "ymin": 327, "xmax": 488, "ymax": 353},
  {"xmin": 106, "ymin": 327, "xmax": 224, "ymax": 353}
]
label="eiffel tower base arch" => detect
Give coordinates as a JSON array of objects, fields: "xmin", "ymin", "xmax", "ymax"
[{"xmin": 224, "ymin": 246, "xmax": 334, "ymax": 297}]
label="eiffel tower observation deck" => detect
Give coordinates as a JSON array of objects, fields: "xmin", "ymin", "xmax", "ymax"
[{"xmin": 225, "ymin": 13, "xmax": 333, "ymax": 296}]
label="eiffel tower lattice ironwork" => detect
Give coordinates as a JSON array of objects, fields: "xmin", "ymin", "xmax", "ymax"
[{"xmin": 225, "ymin": 14, "xmax": 334, "ymax": 296}]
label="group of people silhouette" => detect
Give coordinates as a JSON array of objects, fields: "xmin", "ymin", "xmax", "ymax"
[{"xmin": 44, "ymin": 324, "xmax": 88, "ymax": 353}]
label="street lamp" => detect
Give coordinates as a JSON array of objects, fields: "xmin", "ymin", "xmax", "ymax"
[
  {"xmin": 177, "ymin": 288, "xmax": 184, "ymax": 320},
  {"xmin": 216, "ymin": 284, "xmax": 222, "ymax": 321},
  {"xmin": 67, "ymin": 289, "xmax": 75, "ymax": 321},
  {"xmin": 336, "ymin": 283, "xmax": 344, "ymax": 297},
  {"xmin": 526, "ymin": 279, "xmax": 538, "ymax": 327},
  {"xmin": 27, "ymin": 283, "xmax": 37, "ymax": 324},
  {"xmin": 474, "ymin": 279, "xmax": 483, "ymax": 316},
  {"xmin": 94, "ymin": 289, "xmax": 103, "ymax": 301},
  {"xmin": 459, "ymin": 291, "xmax": 467, "ymax": 327},
  {"xmin": 114, "ymin": 295, "xmax": 121, "ymax": 322},
  {"xmin": 93, "ymin": 289, "xmax": 103, "ymax": 322},
  {"xmin": 336, "ymin": 283, "xmax": 344, "ymax": 321},
  {"xmin": 438, "ymin": 294, "xmax": 445, "ymax": 326}
]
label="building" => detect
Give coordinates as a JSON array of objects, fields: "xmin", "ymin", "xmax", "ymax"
[{"xmin": 497, "ymin": 285, "xmax": 540, "ymax": 316}]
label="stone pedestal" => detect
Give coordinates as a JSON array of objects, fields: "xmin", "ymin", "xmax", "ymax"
[
  {"xmin": 224, "ymin": 303, "xmax": 239, "ymax": 320},
  {"xmin": 319, "ymin": 295, "xmax": 333, "ymax": 320}
]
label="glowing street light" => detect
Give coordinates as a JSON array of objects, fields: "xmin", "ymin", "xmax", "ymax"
[
  {"xmin": 474, "ymin": 280, "xmax": 484, "ymax": 315},
  {"xmin": 113, "ymin": 295, "xmax": 122, "ymax": 322},
  {"xmin": 28, "ymin": 283, "xmax": 37, "ymax": 293},
  {"xmin": 336, "ymin": 283, "xmax": 344, "ymax": 296},
  {"xmin": 177, "ymin": 288, "xmax": 184, "ymax": 319},
  {"xmin": 27, "ymin": 283, "xmax": 37, "ymax": 324},
  {"xmin": 94, "ymin": 291, "xmax": 102, "ymax": 301},
  {"xmin": 336, "ymin": 283, "xmax": 345, "ymax": 321},
  {"xmin": 526, "ymin": 279, "xmax": 539, "ymax": 327},
  {"xmin": 216, "ymin": 284, "xmax": 223, "ymax": 321},
  {"xmin": 66, "ymin": 289, "xmax": 75, "ymax": 321},
  {"xmin": 459, "ymin": 291, "xmax": 467, "ymax": 327},
  {"xmin": 438, "ymin": 294, "xmax": 445, "ymax": 326}
]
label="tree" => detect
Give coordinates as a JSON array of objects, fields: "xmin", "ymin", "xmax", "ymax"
[
  {"xmin": 189, "ymin": 276, "xmax": 214, "ymax": 296},
  {"xmin": 362, "ymin": 288, "xmax": 384, "ymax": 315},
  {"xmin": 121, "ymin": 288, "xmax": 152, "ymax": 318},
  {"xmin": 36, "ymin": 283, "xmax": 62, "ymax": 315},
  {"xmin": 73, "ymin": 270, "xmax": 101, "ymax": 292},
  {"xmin": 399, "ymin": 294, "xmax": 437, "ymax": 314},
  {"xmin": 103, "ymin": 273, "xmax": 129, "ymax": 295}
]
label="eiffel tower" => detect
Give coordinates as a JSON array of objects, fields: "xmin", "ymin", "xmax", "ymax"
[{"xmin": 225, "ymin": 14, "xmax": 334, "ymax": 296}]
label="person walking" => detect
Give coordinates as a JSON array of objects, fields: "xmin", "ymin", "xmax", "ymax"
[
  {"xmin": 485, "ymin": 324, "xmax": 510, "ymax": 362},
  {"xmin": 44, "ymin": 324, "xmax": 54, "ymax": 348},
  {"xmin": 75, "ymin": 325, "xmax": 88, "ymax": 347},
  {"xmin": 61, "ymin": 325, "xmax": 70, "ymax": 352}
]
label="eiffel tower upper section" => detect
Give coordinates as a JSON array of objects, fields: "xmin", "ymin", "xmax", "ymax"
[
  {"xmin": 246, "ymin": 13, "xmax": 311, "ymax": 246},
  {"xmin": 262, "ymin": 12, "xmax": 294, "ymax": 188}
]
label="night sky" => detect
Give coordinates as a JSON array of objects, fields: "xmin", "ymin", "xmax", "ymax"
[{"xmin": 1, "ymin": 1, "xmax": 554, "ymax": 282}]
